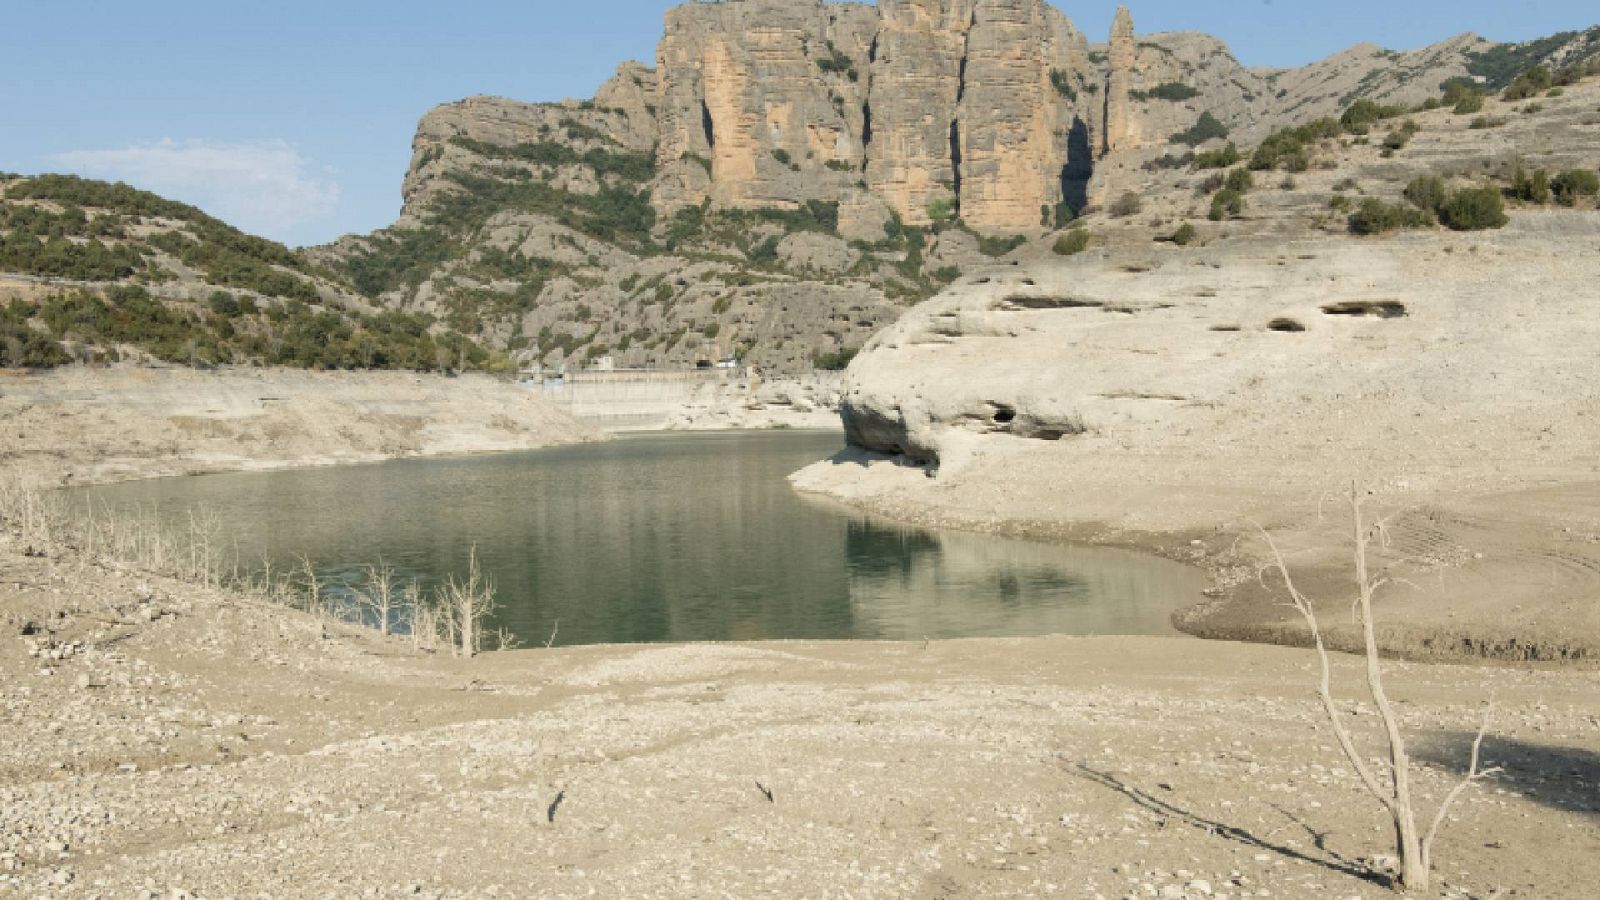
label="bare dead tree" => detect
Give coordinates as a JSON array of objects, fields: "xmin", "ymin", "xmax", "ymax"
[
  {"xmin": 1257, "ymin": 484, "xmax": 1500, "ymax": 892},
  {"xmin": 353, "ymin": 560, "xmax": 400, "ymax": 636},
  {"xmin": 435, "ymin": 546, "xmax": 496, "ymax": 659}
]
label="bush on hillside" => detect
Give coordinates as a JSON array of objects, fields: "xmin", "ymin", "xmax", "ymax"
[
  {"xmin": 1170, "ymin": 112, "xmax": 1230, "ymax": 147},
  {"xmin": 812, "ymin": 346, "xmax": 858, "ymax": 371},
  {"xmin": 1438, "ymin": 187, "xmax": 1508, "ymax": 231},
  {"xmin": 1208, "ymin": 190, "xmax": 1246, "ymax": 221},
  {"xmin": 1382, "ymin": 120, "xmax": 1420, "ymax": 151},
  {"xmin": 1552, "ymin": 169, "xmax": 1600, "ymax": 206},
  {"xmin": 1340, "ymin": 99, "xmax": 1404, "ymax": 134},
  {"xmin": 1402, "ymin": 176, "xmax": 1448, "ymax": 214},
  {"xmin": 1502, "ymin": 65, "xmax": 1554, "ymax": 100},
  {"xmin": 1511, "ymin": 168, "xmax": 1552, "ymax": 204},
  {"xmin": 1348, "ymin": 198, "xmax": 1433, "ymax": 235},
  {"xmin": 1052, "ymin": 229, "xmax": 1091, "ymax": 256},
  {"xmin": 1133, "ymin": 82, "xmax": 1201, "ymax": 102},
  {"xmin": 1248, "ymin": 118, "xmax": 1340, "ymax": 171},
  {"xmin": 1109, "ymin": 192, "xmax": 1143, "ymax": 218},
  {"xmin": 1192, "ymin": 143, "xmax": 1241, "ymax": 170}
]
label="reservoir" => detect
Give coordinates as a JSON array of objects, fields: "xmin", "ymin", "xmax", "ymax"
[{"xmin": 82, "ymin": 430, "xmax": 1203, "ymax": 647}]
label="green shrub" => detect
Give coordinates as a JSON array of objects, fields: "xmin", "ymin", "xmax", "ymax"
[
  {"xmin": 1451, "ymin": 92, "xmax": 1485, "ymax": 115},
  {"xmin": 815, "ymin": 40, "xmax": 859, "ymax": 82},
  {"xmin": 747, "ymin": 235, "xmax": 781, "ymax": 265},
  {"xmin": 1169, "ymin": 222, "xmax": 1198, "ymax": 246},
  {"xmin": 0, "ymin": 317, "xmax": 70, "ymax": 368},
  {"xmin": 813, "ymin": 346, "xmax": 859, "ymax": 371},
  {"xmin": 1052, "ymin": 229, "xmax": 1091, "ymax": 256},
  {"xmin": 771, "ymin": 149, "xmax": 792, "ymax": 166},
  {"xmin": 1382, "ymin": 120, "xmax": 1420, "ymax": 151},
  {"xmin": 968, "ymin": 228, "xmax": 1026, "ymax": 257},
  {"xmin": 1512, "ymin": 168, "xmax": 1552, "ymax": 204},
  {"xmin": 1403, "ymin": 176, "xmax": 1448, "ymax": 214},
  {"xmin": 1340, "ymin": 99, "xmax": 1404, "ymax": 134},
  {"xmin": 1248, "ymin": 118, "xmax": 1339, "ymax": 171},
  {"xmin": 1192, "ymin": 143, "xmax": 1241, "ymax": 169},
  {"xmin": 1224, "ymin": 167, "xmax": 1254, "ymax": 194},
  {"xmin": 1208, "ymin": 190, "xmax": 1246, "ymax": 221},
  {"xmin": 1502, "ymin": 65, "xmax": 1554, "ymax": 100},
  {"xmin": 447, "ymin": 136, "xmax": 655, "ymax": 183},
  {"xmin": 1170, "ymin": 112, "xmax": 1230, "ymax": 147},
  {"xmin": 1552, "ymin": 169, "xmax": 1600, "ymax": 206},
  {"xmin": 925, "ymin": 198, "xmax": 957, "ymax": 224},
  {"xmin": 1468, "ymin": 116, "xmax": 1505, "ymax": 130},
  {"xmin": 1133, "ymin": 82, "xmax": 1201, "ymax": 102},
  {"xmin": 1439, "ymin": 187, "xmax": 1508, "ymax": 231},
  {"xmin": 1348, "ymin": 199, "xmax": 1432, "ymax": 235},
  {"xmin": 1049, "ymin": 69, "xmax": 1077, "ymax": 101}
]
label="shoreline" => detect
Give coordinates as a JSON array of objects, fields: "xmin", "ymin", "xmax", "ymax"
[
  {"xmin": 792, "ymin": 449, "xmax": 1600, "ymax": 669},
  {"xmin": 2, "ymin": 525, "xmax": 1595, "ymax": 897}
]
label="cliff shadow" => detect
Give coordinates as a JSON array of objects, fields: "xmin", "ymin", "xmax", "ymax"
[
  {"xmin": 1060, "ymin": 117, "xmax": 1094, "ymax": 216},
  {"xmin": 1413, "ymin": 732, "xmax": 1599, "ymax": 820}
]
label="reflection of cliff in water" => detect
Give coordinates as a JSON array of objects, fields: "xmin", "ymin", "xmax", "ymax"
[
  {"xmin": 843, "ymin": 519, "xmax": 1189, "ymax": 640},
  {"xmin": 80, "ymin": 431, "xmax": 1200, "ymax": 647}
]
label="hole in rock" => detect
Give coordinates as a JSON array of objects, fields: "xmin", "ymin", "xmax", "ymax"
[
  {"xmin": 1268, "ymin": 318, "xmax": 1307, "ymax": 333},
  {"xmin": 1000, "ymin": 295, "xmax": 1103, "ymax": 311},
  {"xmin": 1321, "ymin": 300, "xmax": 1408, "ymax": 319}
]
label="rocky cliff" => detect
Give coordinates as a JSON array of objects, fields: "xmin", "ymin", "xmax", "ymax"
[{"xmin": 313, "ymin": 2, "xmax": 1599, "ymax": 375}]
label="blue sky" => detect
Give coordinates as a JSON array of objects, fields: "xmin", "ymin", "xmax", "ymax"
[{"xmin": 3, "ymin": 1, "xmax": 1594, "ymax": 247}]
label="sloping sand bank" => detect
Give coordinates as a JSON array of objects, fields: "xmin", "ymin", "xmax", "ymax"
[{"xmin": 2, "ymin": 535, "xmax": 1595, "ymax": 898}]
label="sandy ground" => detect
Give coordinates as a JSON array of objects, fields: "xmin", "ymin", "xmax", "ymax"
[
  {"xmin": 0, "ymin": 367, "xmax": 601, "ymax": 486},
  {"xmin": 1, "ymin": 531, "xmax": 1596, "ymax": 899}
]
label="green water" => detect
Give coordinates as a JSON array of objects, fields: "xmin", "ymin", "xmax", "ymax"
[{"xmin": 81, "ymin": 431, "xmax": 1202, "ymax": 646}]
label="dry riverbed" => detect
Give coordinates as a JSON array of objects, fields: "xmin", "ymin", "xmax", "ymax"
[{"xmin": 1, "ymin": 530, "xmax": 1596, "ymax": 899}]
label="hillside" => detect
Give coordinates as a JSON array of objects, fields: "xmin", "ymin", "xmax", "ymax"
[
  {"xmin": 315, "ymin": 0, "xmax": 1599, "ymax": 376},
  {"xmin": 0, "ymin": 174, "xmax": 504, "ymax": 372},
  {"xmin": 5, "ymin": 4, "xmax": 1598, "ymax": 380},
  {"xmin": 793, "ymin": 60, "xmax": 1600, "ymax": 662}
]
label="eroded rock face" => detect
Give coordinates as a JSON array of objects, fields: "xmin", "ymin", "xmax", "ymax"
[
  {"xmin": 655, "ymin": 1, "xmax": 875, "ymax": 210},
  {"xmin": 956, "ymin": 2, "xmax": 1090, "ymax": 229},
  {"xmin": 1102, "ymin": 6, "xmax": 1137, "ymax": 156},
  {"xmin": 405, "ymin": 1, "xmax": 1513, "ymax": 237},
  {"xmin": 658, "ymin": 0, "xmax": 1103, "ymax": 231}
]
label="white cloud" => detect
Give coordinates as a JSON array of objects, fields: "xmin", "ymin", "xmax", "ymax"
[{"xmin": 51, "ymin": 139, "xmax": 340, "ymax": 244}]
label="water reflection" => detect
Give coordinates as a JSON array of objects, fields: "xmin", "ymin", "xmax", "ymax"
[{"xmin": 80, "ymin": 431, "xmax": 1201, "ymax": 647}]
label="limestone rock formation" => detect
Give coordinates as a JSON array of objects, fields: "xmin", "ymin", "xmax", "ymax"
[
  {"xmin": 1102, "ymin": 5, "xmax": 1137, "ymax": 156},
  {"xmin": 315, "ymin": 3, "xmax": 1599, "ymax": 377},
  {"xmin": 654, "ymin": 0, "xmax": 884, "ymax": 237},
  {"xmin": 955, "ymin": 2, "xmax": 1090, "ymax": 228}
]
